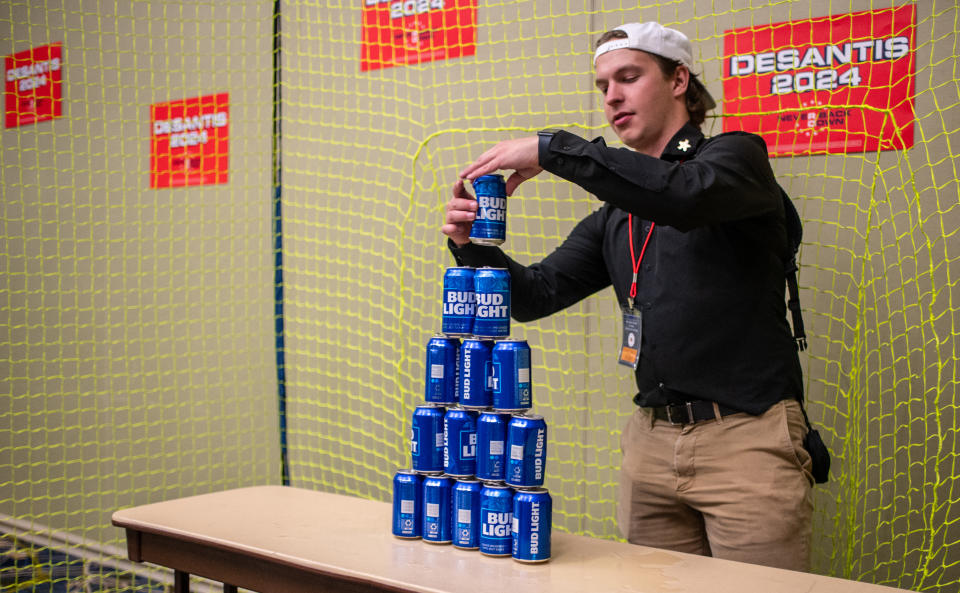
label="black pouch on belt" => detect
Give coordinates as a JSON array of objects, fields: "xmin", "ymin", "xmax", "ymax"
[{"xmin": 799, "ymin": 403, "xmax": 831, "ymax": 484}]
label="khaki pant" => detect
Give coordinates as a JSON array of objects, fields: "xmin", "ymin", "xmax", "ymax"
[{"xmin": 618, "ymin": 399, "xmax": 814, "ymax": 571}]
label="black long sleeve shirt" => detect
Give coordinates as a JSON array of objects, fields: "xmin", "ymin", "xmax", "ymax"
[{"xmin": 449, "ymin": 123, "xmax": 803, "ymax": 414}]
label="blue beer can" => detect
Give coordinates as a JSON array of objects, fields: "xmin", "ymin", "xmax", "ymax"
[
  {"xmin": 442, "ymin": 267, "xmax": 476, "ymax": 336},
  {"xmin": 444, "ymin": 408, "xmax": 478, "ymax": 478},
  {"xmin": 479, "ymin": 483, "xmax": 514, "ymax": 556},
  {"xmin": 473, "ymin": 268, "xmax": 510, "ymax": 339},
  {"xmin": 422, "ymin": 475, "xmax": 454, "ymax": 544},
  {"xmin": 458, "ymin": 339, "xmax": 494, "ymax": 409},
  {"xmin": 512, "ymin": 488, "xmax": 552, "ymax": 563},
  {"xmin": 476, "ymin": 411, "xmax": 510, "ymax": 481},
  {"xmin": 491, "ymin": 339, "xmax": 532, "ymax": 412},
  {"xmin": 452, "ymin": 479, "xmax": 483, "ymax": 550},
  {"xmin": 505, "ymin": 414, "xmax": 547, "ymax": 488},
  {"xmin": 391, "ymin": 470, "xmax": 423, "ymax": 539},
  {"xmin": 469, "ymin": 174, "xmax": 507, "ymax": 246},
  {"xmin": 410, "ymin": 405, "xmax": 445, "ymax": 474},
  {"xmin": 424, "ymin": 334, "xmax": 460, "ymax": 405}
]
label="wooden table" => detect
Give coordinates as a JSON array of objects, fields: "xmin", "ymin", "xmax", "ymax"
[{"xmin": 112, "ymin": 485, "xmax": 914, "ymax": 593}]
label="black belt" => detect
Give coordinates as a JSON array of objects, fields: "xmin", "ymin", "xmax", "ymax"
[{"xmin": 648, "ymin": 400, "xmax": 741, "ymax": 425}]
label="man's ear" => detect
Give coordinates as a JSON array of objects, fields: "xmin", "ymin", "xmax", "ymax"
[{"xmin": 673, "ymin": 66, "xmax": 690, "ymax": 98}]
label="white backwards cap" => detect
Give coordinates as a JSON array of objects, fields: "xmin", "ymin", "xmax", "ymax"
[
  {"xmin": 594, "ymin": 21, "xmax": 716, "ymax": 111},
  {"xmin": 594, "ymin": 22, "xmax": 694, "ymax": 68}
]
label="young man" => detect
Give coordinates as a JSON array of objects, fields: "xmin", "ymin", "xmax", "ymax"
[{"xmin": 442, "ymin": 22, "xmax": 813, "ymax": 571}]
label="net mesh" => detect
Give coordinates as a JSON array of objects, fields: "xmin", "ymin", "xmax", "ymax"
[
  {"xmin": 2, "ymin": 0, "xmax": 959, "ymax": 592},
  {"xmin": 1, "ymin": 1, "xmax": 279, "ymax": 591}
]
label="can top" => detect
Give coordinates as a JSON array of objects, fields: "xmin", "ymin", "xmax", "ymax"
[
  {"xmin": 424, "ymin": 475, "xmax": 454, "ymax": 484},
  {"xmin": 477, "ymin": 266, "xmax": 508, "ymax": 271},
  {"xmin": 494, "ymin": 338, "xmax": 529, "ymax": 345},
  {"xmin": 511, "ymin": 413, "xmax": 544, "ymax": 421},
  {"xmin": 431, "ymin": 332, "xmax": 459, "ymax": 339},
  {"xmin": 395, "ymin": 468, "xmax": 419, "ymax": 475},
  {"xmin": 455, "ymin": 478, "xmax": 482, "ymax": 484},
  {"xmin": 415, "ymin": 403, "xmax": 447, "ymax": 411},
  {"xmin": 514, "ymin": 487, "xmax": 550, "ymax": 495},
  {"xmin": 446, "ymin": 266, "xmax": 476, "ymax": 271},
  {"xmin": 481, "ymin": 481, "xmax": 511, "ymax": 490},
  {"xmin": 474, "ymin": 174, "xmax": 505, "ymax": 182}
]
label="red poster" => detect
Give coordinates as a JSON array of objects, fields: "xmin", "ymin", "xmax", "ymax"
[
  {"xmin": 5, "ymin": 42, "xmax": 63, "ymax": 128},
  {"xmin": 723, "ymin": 6, "xmax": 916, "ymax": 156},
  {"xmin": 360, "ymin": 0, "xmax": 477, "ymax": 72},
  {"xmin": 150, "ymin": 93, "xmax": 229, "ymax": 188}
]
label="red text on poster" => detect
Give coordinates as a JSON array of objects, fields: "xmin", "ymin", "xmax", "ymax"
[
  {"xmin": 5, "ymin": 43, "xmax": 63, "ymax": 128},
  {"xmin": 723, "ymin": 5, "xmax": 915, "ymax": 156},
  {"xmin": 360, "ymin": 0, "xmax": 477, "ymax": 71},
  {"xmin": 150, "ymin": 93, "xmax": 229, "ymax": 188}
]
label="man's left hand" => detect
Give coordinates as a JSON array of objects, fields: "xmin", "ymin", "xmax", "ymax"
[{"xmin": 458, "ymin": 136, "xmax": 543, "ymax": 196}]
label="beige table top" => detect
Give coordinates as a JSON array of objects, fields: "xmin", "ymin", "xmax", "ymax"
[{"xmin": 112, "ymin": 485, "xmax": 913, "ymax": 593}]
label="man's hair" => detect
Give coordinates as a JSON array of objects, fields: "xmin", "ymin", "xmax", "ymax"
[{"xmin": 595, "ymin": 29, "xmax": 712, "ymax": 128}]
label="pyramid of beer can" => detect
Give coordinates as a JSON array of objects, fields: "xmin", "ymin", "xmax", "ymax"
[{"xmin": 391, "ymin": 175, "xmax": 552, "ymax": 563}]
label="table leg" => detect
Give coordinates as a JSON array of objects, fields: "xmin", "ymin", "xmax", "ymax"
[{"xmin": 174, "ymin": 570, "xmax": 190, "ymax": 593}]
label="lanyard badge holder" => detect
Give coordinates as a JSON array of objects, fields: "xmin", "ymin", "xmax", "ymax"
[{"xmin": 618, "ymin": 216, "xmax": 655, "ymax": 369}]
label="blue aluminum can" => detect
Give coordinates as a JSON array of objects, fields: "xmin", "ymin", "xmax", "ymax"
[
  {"xmin": 469, "ymin": 174, "xmax": 507, "ymax": 246},
  {"xmin": 442, "ymin": 267, "xmax": 476, "ymax": 336},
  {"xmin": 476, "ymin": 411, "xmax": 510, "ymax": 482},
  {"xmin": 410, "ymin": 405, "xmax": 445, "ymax": 474},
  {"xmin": 479, "ymin": 483, "xmax": 514, "ymax": 556},
  {"xmin": 452, "ymin": 479, "xmax": 483, "ymax": 550},
  {"xmin": 473, "ymin": 268, "xmax": 510, "ymax": 339},
  {"xmin": 444, "ymin": 408, "xmax": 478, "ymax": 477},
  {"xmin": 424, "ymin": 334, "xmax": 459, "ymax": 405},
  {"xmin": 491, "ymin": 339, "xmax": 532, "ymax": 412},
  {"xmin": 391, "ymin": 470, "xmax": 423, "ymax": 539},
  {"xmin": 458, "ymin": 339, "xmax": 494, "ymax": 409},
  {"xmin": 422, "ymin": 475, "xmax": 454, "ymax": 544},
  {"xmin": 505, "ymin": 414, "xmax": 547, "ymax": 488},
  {"xmin": 512, "ymin": 488, "xmax": 552, "ymax": 563}
]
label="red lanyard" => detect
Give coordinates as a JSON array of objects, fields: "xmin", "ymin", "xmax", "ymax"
[{"xmin": 627, "ymin": 214, "xmax": 655, "ymax": 310}]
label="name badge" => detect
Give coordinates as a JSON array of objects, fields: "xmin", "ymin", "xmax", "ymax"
[{"xmin": 618, "ymin": 307, "xmax": 641, "ymax": 369}]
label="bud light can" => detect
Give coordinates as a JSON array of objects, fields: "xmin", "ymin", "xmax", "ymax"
[
  {"xmin": 458, "ymin": 339, "xmax": 494, "ymax": 409},
  {"xmin": 422, "ymin": 475, "xmax": 454, "ymax": 544},
  {"xmin": 411, "ymin": 405, "xmax": 445, "ymax": 474},
  {"xmin": 444, "ymin": 408, "xmax": 478, "ymax": 477},
  {"xmin": 479, "ymin": 483, "xmax": 513, "ymax": 556},
  {"xmin": 424, "ymin": 334, "xmax": 459, "ymax": 405},
  {"xmin": 476, "ymin": 411, "xmax": 510, "ymax": 481},
  {"xmin": 506, "ymin": 414, "xmax": 547, "ymax": 488},
  {"xmin": 469, "ymin": 174, "xmax": 507, "ymax": 246},
  {"xmin": 452, "ymin": 479, "xmax": 482, "ymax": 550},
  {"xmin": 442, "ymin": 267, "xmax": 476, "ymax": 336},
  {"xmin": 473, "ymin": 268, "xmax": 510, "ymax": 339},
  {"xmin": 391, "ymin": 470, "xmax": 423, "ymax": 539},
  {"xmin": 491, "ymin": 339, "xmax": 532, "ymax": 412},
  {"xmin": 512, "ymin": 488, "xmax": 552, "ymax": 563}
]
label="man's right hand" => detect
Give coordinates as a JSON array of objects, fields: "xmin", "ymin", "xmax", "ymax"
[{"xmin": 442, "ymin": 179, "xmax": 478, "ymax": 247}]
